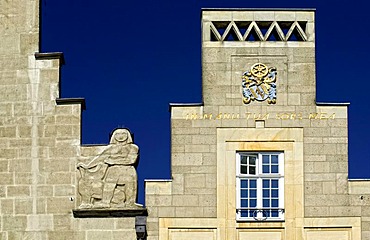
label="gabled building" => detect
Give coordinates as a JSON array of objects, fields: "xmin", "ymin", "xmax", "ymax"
[
  {"xmin": 145, "ymin": 9, "xmax": 370, "ymax": 240},
  {"xmin": 0, "ymin": 2, "xmax": 370, "ymax": 239}
]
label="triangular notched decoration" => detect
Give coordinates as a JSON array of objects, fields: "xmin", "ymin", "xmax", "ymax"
[
  {"xmin": 243, "ymin": 22, "xmax": 263, "ymax": 41},
  {"xmin": 278, "ymin": 21, "xmax": 294, "ymax": 37},
  {"xmin": 221, "ymin": 21, "xmax": 243, "ymax": 41},
  {"xmin": 264, "ymin": 21, "xmax": 285, "ymax": 41},
  {"xmin": 285, "ymin": 21, "xmax": 307, "ymax": 41},
  {"xmin": 209, "ymin": 22, "xmax": 222, "ymax": 41},
  {"xmin": 235, "ymin": 21, "xmax": 251, "ymax": 36}
]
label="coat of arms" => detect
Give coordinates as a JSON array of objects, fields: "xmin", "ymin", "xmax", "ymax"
[{"xmin": 242, "ymin": 63, "xmax": 277, "ymax": 104}]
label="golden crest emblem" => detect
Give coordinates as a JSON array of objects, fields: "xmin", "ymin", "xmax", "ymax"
[{"xmin": 242, "ymin": 63, "xmax": 277, "ymax": 104}]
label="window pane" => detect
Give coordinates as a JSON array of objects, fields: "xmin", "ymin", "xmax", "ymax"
[
  {"xmin": 249, "ymin": 156, "xmax": 256, "ymax": 165},
  {"xmin": 241, "ymin": 199, "xmax": 248, "ymax": 207},
  {"xmin": 271, "ymin": 165, "xmax": 278, "ymax": 173},
  {"xmin": 241, "ymin": 155, "xmax": 248, "ymax": 164},
  {"xmin": 241, "ymin": 189, "xmax": 248, "ymax": 198},
  {"xmin": 250, "ymin": 199, "xmax": 257, "ymax": 207},
  {"xmin": 250, "ymin": 180, "xmax": 257, "ymax": 188},
  {"xmin": 241, "ymin": 165, "xmax": 248, "ymax": 174},
  {"xmin": 264, "ymin": 210, "xmax": 271, "ymax": 217},
  {"xmin": 263, "ymin": 165, "xmax": 270, "ymax": 173},
  {"xmin": 249, "ymin": 166, "xmax": 256, "ymax": 175},
  {"xmin": 263, "ymin": 189, "xmax": 270, "ymax": 197},
  {"xmin": 241, "ymin": 180, "xmax": 248, "ymax": 188},
  {"xmin": 250, "ymin": 189, "xmax": 256, "ymax": 198},
  {"xmin": 271, "ymin": 155, "xmax": 278, "ymax": 164},
  {"xmin": 272, "ymin": 199, "xmax": 279, "ymax": 207},
  {"xmin": 241, "ymin": 210, "xmax": 248, "ymax": 217},
  {"xmin": 263, "ymin": 199, "xmax": 270, "ymax": 207},
  {"xmin": 262, "ymin": 155, "xmax": 269, "ymax": 164},
  {"xmin": 271, "ymin": 180, "xmax": 279, "ymax": 188},
  {"xmin": 271, "ymin": 210, "xmax": 279, "ymax": 217},
  {"xmin": 263, "ymin": 179, "xmax": 270, "ymax": 188},
  {"xmin": 271, "ymin": 189, "xmax": 278, "ymax": 198}
]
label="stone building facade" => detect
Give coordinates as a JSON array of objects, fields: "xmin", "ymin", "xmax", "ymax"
[
  {"xmin": 145, "ymin": 9, "xmax": 370, "ymax": 240},
  {"xmin": 1, "ymin": 1, "xmax": 370, "ymax": 240}
]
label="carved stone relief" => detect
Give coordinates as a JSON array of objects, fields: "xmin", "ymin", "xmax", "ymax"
[
  {"xmin": 242, "ymin": 63, "xmax": 277, "ymax": 104},
  {"xmin": 77, "ymin": 128, "xmax": 141, "ymax": 209}
]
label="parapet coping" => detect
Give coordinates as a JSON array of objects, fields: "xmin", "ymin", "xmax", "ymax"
[
  {"xmin": 316, "ymin": 102, "xmax": 350, "ymax": 106},
  {"xmin": 169, "ymin": 103, "xmax": 203, "ymax": 112},
  {"xmin": 73, "ymin": 208, "xmax": 148, "ymax": 218},
  {"xmin": 201, "ymin": 8, "xmax": 316, "ymax": 12},
  {"xmin": 56, "ymin": 98, "xmax": 86, "ymax": 110},
  {"xmin": 348, "ymin": 179, "xmax": 370, "ymax": 181},
  {"xmin": 35, "ymin": 52, "xmax": 65, "ymax": 65},
  {"xmin": 145, "ymin": 179, "xmax": 172, "ymax": 182}
]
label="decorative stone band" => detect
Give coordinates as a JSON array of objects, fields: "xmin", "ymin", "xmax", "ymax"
[
  {"xmin": 237, "ymin": 208, "xmax": 285, "ymax": 221},
  {"xmin": 210, "ymin": 21, "xmax": 307, "ymax": 41}
]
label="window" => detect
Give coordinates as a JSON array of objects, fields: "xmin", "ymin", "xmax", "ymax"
[{"xmin": 236, "ymin": 152, "xmax": 284, "ymax": 221}]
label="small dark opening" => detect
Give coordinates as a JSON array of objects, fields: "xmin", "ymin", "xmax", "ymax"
[
  {"xmin": 266, "ymin": 28, "xmax": 283, "ymax": 41},
  {"xmin": 278, "ymin": 21, "xmax": 294, "ymax": 36},
  {"xmin": 235, "ymin": 21, "xmax": 251, "ymax": 36},
  {"xmin": 287, "ymin": 27, "xmax": 304, "ymax": 41},
  {"xmin": 212, "ymin": 21, "xmax": 230, "ymax": 36},
  {"xmin": 224, "ymin": 28, "xmax": 239, "ymax": 41},
  {"xmin": 210, "ymin": 30, "xmax": 218, "ymax": 41},
  {"xmin": 298, "ymin": 21, "xmax": 307, "ymax": 33},
  {"xmin": 245, "ymin": 27, "xmax": 261, "ymax": 41},
  {"xmin": 256, "ymin": 21, "xmax": 272, "ymax": 38}
]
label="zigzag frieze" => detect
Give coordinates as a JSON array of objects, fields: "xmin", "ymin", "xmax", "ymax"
[{"xmin": 210, "ymin": 21, "xmax": 308, "ymax": 42}]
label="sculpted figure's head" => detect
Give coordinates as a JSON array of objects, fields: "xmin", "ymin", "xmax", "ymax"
[{"xmin": 110, "ymin": 129, "xmax": 133, "ymax": 144}]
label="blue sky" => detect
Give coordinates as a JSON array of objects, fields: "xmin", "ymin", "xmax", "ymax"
[{"xmin": 41, "ymin": 0, "xmax": 370, "ymax": 204}]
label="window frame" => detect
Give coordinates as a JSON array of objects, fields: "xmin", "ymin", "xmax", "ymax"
[{"xmin": 236, "ymin": 152, "xmax": 284, "ymax": 221}]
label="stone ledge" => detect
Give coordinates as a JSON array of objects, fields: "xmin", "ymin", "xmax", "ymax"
[
  {"xmin": 56, "ymin": 98, "xmax": 86, "ymax": 110},
  {"xmin": 73, "ymin": 208, "xmax": 148, "ymax": 218},
  {"xmin": 35, "ymin": 52, "xmax": 65, "ymax": 65}
]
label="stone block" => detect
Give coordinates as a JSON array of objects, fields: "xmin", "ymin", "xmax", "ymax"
[
  {"xmin": 36, "ymin": 197, "xmax": 47, "ymax": 214},
  {"xmin": 199, "ymin": 194, "xmax": 216, "ymax": 207},
  {"xmin": 184, "ymin": 144, "xmax": 210, "ymax": 153},
  {"xmin": 79, "ymin": 218, "xmax": 116, "ymax": 230},
  {"xmin": 48, "ymin": 231, "xmax": 86, "ymax": 240},
  {"xmin": 171, "ymin": 174, "xmax": 184, "ymax": 194},
  {"xmin": 305, "ymin": 155, "xmax": 326, "ymax": 162},
  {"xmin": 0, "ymin": 172, "xmax": 14, "ymax": 185},
  {"xmin": 46, "ymin": 197, "xmax": 74, "ymax": 214},
  {"xmin": 112, "ymin": 230, "xmax": 136, "ymax": 240},
  {"xmin": 185, "ymin": 174, "xmax": 206, "ymax": 189},
  {"xmin": 330, "ymin": 127, "xmax": 347, "ymax": 137},
  {"xmin": 15, "ymin": 198, "xmax": 33, "ymax": 214},
  {"xmin": 171, "ymin": 135, "xmax": 192, "ymax": 145},
  {"xmin": 313, "ymin": 162, "xmax": 330, "ymax": 173},
  {"xmin": 1, "ymin": 199, "xmax": 14, "ymax": 214},
  {"xmin": 172, "ymin": 195, "xmax": 199, "ymax": 206},
  {"xmin": 26, "ymin": 214, "xmax": 54, "ymax": 231},
  {"xmin": 45, "ymin": 172, "xmax": 72, "ymax": 185},
  {"xmin": 15, "ymin": 172, "xmax": 32, "ymax": 184},
  {"xmin": 322, "ymin": 182, "xmax": 336, "ymax": 195},
  {"xmin": 3, "ymin": 215, "xmax": 27, "ymax": 231},
  {"xmin": 336, "ymin": 173, "xmax": 348, "ymax": 194},
  {"xmin": 146, "ymin": 195, "xmax": 172, "ymax": 207},
  {"xmin": 172, "ymin": 153, "xmax": 203, "ymax": 166},
  {"xmin": 305, "ymin": 173, "xmax": 336, "ymax": 182},
  {"xmin": 304, "ymin": 206, "xmax": 329, "ymax": 217},
  {"xmin": 7, "ymin": 185, "xmax": 30, "ymax": 197},
  {"xmin": 329, "ymin": 206, "xmax": 361, "ymax": 216},
  {"xmin": 158, "ymin": 206, "xmax": 175, "ymax": 217},
  {"xmin": 305, "ymin": 182, "xmax": 323, "ymax": 195},
  {"xmin": 54, "ymin": 185, "xmax": 75, "ymax": 196},
  {"xmin": 175, "ymin": 206, "xmax": 204, "ymax": 217}
]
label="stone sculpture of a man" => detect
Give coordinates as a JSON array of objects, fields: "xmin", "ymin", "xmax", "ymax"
[{"xmin": 77, "ymin": 128, "xmax": 139, "ymax": 209}]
